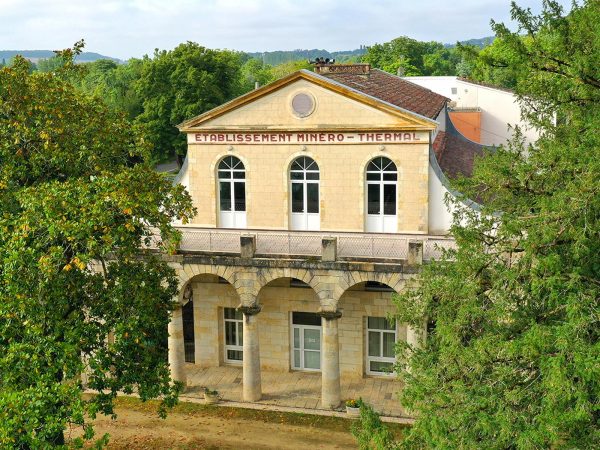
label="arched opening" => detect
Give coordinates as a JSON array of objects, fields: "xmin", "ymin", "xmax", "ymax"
[
  {"xmin": 290, "ymin": 156, "xmax": 320, "ymax": 230},
  {"xmin": 218, "ymin": 156, "xmax": 246, "ymax": 228},
  {"xmin": 256, "ymin": 277, "xmax": 321, "ymax": 372},
  {"xmin": 365, "ymin": 157, "xmax": 397, "ymax": 233},
  {"xmin": 180, "ymin": 273, "xmax": 240, "ymax": 368},
  {"xmin": 337, "ymin": 281, "xmax": 404, "ymax": 377}
]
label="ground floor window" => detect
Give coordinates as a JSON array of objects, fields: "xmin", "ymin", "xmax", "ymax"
[
  {"xmin": 224, "ymin": 308, "xmax": 243, "ymax": 363},
  {"xmin": 291, "ymin": 312, "xmax": 321, "ymax": 371},
  {"xmin": 366, "ymin": 316, "xmax": 397, "ymax": 375},
  {"xmin": 182, "ymin": 301, "xmax": 195, "ymax": 363}
]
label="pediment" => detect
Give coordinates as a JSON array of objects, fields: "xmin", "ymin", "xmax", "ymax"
[{"xmin": 179, "ymin": 71, "xmax": 437, "ymax": 132}]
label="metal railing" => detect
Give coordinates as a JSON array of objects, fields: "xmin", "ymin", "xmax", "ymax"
[{"xmin": 169, "ymin": 226, "xmax": 456, "ymax": 262}]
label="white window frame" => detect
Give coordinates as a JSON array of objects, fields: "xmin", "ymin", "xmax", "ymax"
[
  {"xmin": 217, "ymin": 156, "xmax": 246, "ymax": 228},
  {"xmin": 365, "ymin": 316, "xmax": 397, "ymax": 376},
  {"xmin": 223, "ymin": 307, "xmax": 243, "ymax": 365},
  {"xmin": 290, "ymin": 312, "xmax": 322, "ymax": 372},
  {"xmin": 290, "ymin": 156, "xmax": 320, "ymax": 231},
  {"xmin": 365, "ymin": 157, "xmax": 398, "ymax": 233}
]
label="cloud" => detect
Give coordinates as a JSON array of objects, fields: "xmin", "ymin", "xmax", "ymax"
[{"xmin": 0, "ymin": 0, "xmax": 574, "ymax": 59}]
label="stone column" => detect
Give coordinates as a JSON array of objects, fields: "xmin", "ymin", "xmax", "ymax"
[
  {"xmin": 168, "ymin": 305, "xmax": 187, "ymax": 389},
  {"xmin": 320, "ymin": 309, "xmax": 342, "ymax": 409},
  {"xmin": 241, "ymin": 304, "xmax": 262, "ymax": 402},
  {"xmin": 406, "ymin": 321, "xmax": 427, "ymax": 350}
]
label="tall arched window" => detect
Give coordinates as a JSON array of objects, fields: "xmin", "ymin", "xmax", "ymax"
[
  {"xmin": 218, "ymin": 156, "xmax": 246, "ymax": 228},
  {"xmin": 365, "ymin": 157, "xmax": 397, "ymax": 233},
  {"xmin": 290, "ymin": 156, "xmax": 320, "ymax": 230}
]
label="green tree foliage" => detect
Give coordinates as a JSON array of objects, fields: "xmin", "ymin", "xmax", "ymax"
[
  {"xmin": 458, "ymin": 38, "xmax": 524, "ymax": 89},
  {"xmin": 0, "ymin": 47, "xmax": 195, "ymax": 448},
  {"xmin": 134, "ymin": 42, "xmax": 245, "ymax": 163},
  {"xmin": 351, "ymin": 403, "xmax": 395, "ymax": 450},
  {"xmin": 269, "ymin": 59, "xmax": 313, "ymax": 80},
  {"xmin": 240, "ymin": 58, "xmax": 276, "ymax": 91},
  {"xmin": 77, "ymin": 58, "xmax": 144, "ymax": 120},
  {"xmin": 361, "ymin": 36, "xmax": 461, "ymax": 76},
  {"xmin": 36, "ymin": 56, "xmax": 67, "ymax": 73},
  {"xmin": 389, "ymin": 1, "xmax": 600, "ymax": 448}
]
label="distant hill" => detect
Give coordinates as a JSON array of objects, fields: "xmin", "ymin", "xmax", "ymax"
[
  {"xmin": 445, "ymin": 36, "xmax": 495, "ymax": 48},
  {"xmin": 0, "ymin": 50, "xmax": 122, "ymax": 64},
  {"xmin": 245, "ymin": 48, "xmax": 366, "ymax": 66}
]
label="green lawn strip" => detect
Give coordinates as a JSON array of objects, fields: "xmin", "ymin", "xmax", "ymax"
[{"xmin": 111, "ymin": 395, "xmax": 408, "ymax": 437}]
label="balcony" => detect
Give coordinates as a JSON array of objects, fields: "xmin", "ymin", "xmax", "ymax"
[{"xmin": 170, "ymin": 226, "xmax": 455, "ymax": 263}]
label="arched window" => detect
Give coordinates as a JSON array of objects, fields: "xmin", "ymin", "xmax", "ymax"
[
  {"xmin": 218, "ymin": 156, "xmax": 246, "ymax": 228},
  {"xmin": 290, "ymin": 156, "xmax": 320, "ymax": 230},
  {"xmin": 365, "ymin": 157, "xmax": 397, "ymax": 233}
]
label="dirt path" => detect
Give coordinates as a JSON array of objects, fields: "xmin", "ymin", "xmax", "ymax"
[{"xmin": 84, "ymin": 402, "xmax": 358, "ymax": 449}]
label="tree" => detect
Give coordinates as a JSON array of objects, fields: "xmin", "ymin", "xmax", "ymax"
[
  {"xmin": 37, "ymin": 56, "xmax": 67, "ymax": 73},
  {"xmin": 76, "ymin": 58, "xmax": 144, "ymax": 120},
  {"xmin": 388, "ymin": 2, "xmax": 600, "ymax": 448},
  {"xmin": 361, "ymin": 36, "xmax": 460, "ymax": 76},
  {"xmin": 0, "ymin": 46, "xmax": 195, "ymax": 448},
  {"xmin": 134, "ymin": 42, "xmax": 245, "ymax": 163}
]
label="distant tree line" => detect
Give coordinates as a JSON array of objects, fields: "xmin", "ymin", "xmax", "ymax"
[{"xmin": 4, "ymin": 36, "xmax": 505, "ymax": 163}]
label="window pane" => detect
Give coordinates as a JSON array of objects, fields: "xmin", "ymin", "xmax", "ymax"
[
  {"xmin": 366, "ymin": 172, "xmax": 380, "ymax": 181},
  {"xmin": 238, "ymin": 322, "xmax": 243, "ymax": 346},
  {"xmin": 303, "ymin": 329, "xmax": 320, "ymax": 350},
  {"xmin": 304, "ymin": 350, "xmax": 320, "ymax": 369},
  {"xmin": 218, "ymin": 170, "xmax": 230, "ymax": 179},
  {"xmin": 225, "ymin": 321, "xmax": 236, "ymax": 345},
  {"xmin": 367, "ymin": 184, "xmax": 380, "ymax": 215},
  {"xmin": 368, "ymin": 316, "xmax": 395, "ymax": 330},
  {"xmin": 290, "ymin": 171, "xmax": 303, "ymax": 180},
  {"xmin": 306, "ymin": 172, "xmax": 319, "ymax": 180},
  {"xmin": 370, "ymin": 361, "xmax": 393, "ymax": 373},
  {"xmin": 291, "ymin": 183, "xmax": 304, "ymax": 213},
  {"xmin": 383, "ymin": 173, "xmax": 397, "ymax": 181},
  {"xmin": 233, "ymin": 171, "xmax": 245, "ymax": 179},
  {"xmin": 383, "ymin": 332, "xmax": 396, "ymax": 358},
  {"xmin": 292, "ymin": 312, "xmax": 321, "ymax": 326},
  {"xmin": 306, "ymin": 183, "xmax": 319, "ymax": 213},
  {"xmin": 368, "ymin": 331, "xmax": 381, "ymax": 357},
  {"xmin": 219, "ymin": 182, "xmax": 231, "ymax": 211},
  {"xmin": 383, "ymin": 184, "xmax": 396, "ymax": 215},
  {"xmin": 227, "ymin": 350, "xmax": 243, "ymax": 361},
  {"xmin": 293, "ymin": 328, "xmax": 300, "ymax": 348},
  {"xmin": 224, "ymin": 308, "xmax": 236, "ymax": 319},
  {"xmin": 294, "ymin": 349, "xmax": 301, "ymax": 367},
  {"xmin": 234, "ymin": 182, "xmax": 246, "ymax": 211}
]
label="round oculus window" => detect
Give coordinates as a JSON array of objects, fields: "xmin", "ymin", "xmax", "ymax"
[{"xmin": 291, "ymin": 93, "xmax": 315, "ymax": 117}]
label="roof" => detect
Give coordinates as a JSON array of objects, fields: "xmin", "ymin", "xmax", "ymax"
[
  {"xmin": 178, "ymin": 69, "xmax": 438, "ymax": 131},
  {"xmin": 321, "ymin": 68, "xmax": 448, "ymax": 120},
  {"xmin": 432, "ymin": 108, "xmax": 491, "ymax": 179}
]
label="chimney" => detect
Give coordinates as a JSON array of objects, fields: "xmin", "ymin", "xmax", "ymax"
[{"xmin": 314, "ymin": 63, "xmax": 371, "ymax": 75}]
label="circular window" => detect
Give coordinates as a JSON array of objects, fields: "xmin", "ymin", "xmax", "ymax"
[{"xmin": 291, "ymin": 93, "xmax": 315, "ymax": 118}]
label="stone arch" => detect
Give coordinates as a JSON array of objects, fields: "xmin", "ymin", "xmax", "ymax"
[
  {"xmin": 333, "ymin": 271, "xmax": 404, "ymax": 303},
  {"xmin": 254, "ymin": 267, "xmax": 323, "ymax": 305},
  {"xmin": 175, "ymin": 263, "xmax": 239, "ymax": 304}
]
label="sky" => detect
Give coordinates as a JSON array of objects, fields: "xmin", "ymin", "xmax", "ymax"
[{"xmin": 1, "ymin": 0, "xmax": 574, "ymax": 60}]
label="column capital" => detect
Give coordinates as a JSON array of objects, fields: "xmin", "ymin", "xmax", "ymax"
[
  {"xmin": 239, "ymin": 304, "xmax": 262, "ymax": 316},
  {"xmin": 318, "ymin": 309, "xmax": 342, "ymax": 320}
]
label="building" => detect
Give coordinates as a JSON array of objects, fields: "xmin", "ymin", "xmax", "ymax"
[
  {"xmin": 406, "ymin": 75, "xmax": 539, "ymax": 146},
  {"xmin": 165, "ymin": 64, "xmax": 493, "ymax": 413}
]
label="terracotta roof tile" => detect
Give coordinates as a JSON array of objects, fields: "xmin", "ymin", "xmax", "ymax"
[
  {"xmin": 322, "ymin": 69, "xmax": 448, "ymax": 119},
  {"xmin": 432, "ymin": 130, "xmax": 487, "ymax": 179}
]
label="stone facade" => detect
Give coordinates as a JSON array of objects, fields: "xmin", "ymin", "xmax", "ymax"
[{"xmin": 167, "ymin": 66, "xmax": 443, "ymax": 412}]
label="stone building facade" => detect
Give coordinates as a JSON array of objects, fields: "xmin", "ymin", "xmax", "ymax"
[{"xmin": 166, "ymin": 64, "xmax": 477, "ymax": 410}]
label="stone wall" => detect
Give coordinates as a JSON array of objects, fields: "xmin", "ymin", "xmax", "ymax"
[{"xmin": 189, "ymin": 274, "xmax": 404, "ymax": 379}]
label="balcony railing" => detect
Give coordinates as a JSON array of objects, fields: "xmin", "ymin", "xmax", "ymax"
[{"xmin": 168, "ymin": 226, "xmax": 456, "ymax": 262}]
